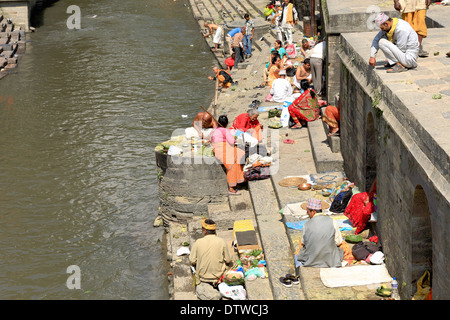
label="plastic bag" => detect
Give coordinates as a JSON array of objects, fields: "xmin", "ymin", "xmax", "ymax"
[
  {"xmin": 280, "ymin": 106, "xmax": 290, "ymax": 127},
  {"xmin": 218, "ymin": 283, "xmax": 247, "ymax": 300},
  {"xmin": 244, "ymin": 267, "xmax": 266, "ymax": 280},
  {"xmin": 285, "ymin": 44, "xmax": 297, "ymax": 58}
]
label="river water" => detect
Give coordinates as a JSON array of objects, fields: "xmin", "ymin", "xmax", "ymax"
[{"xmin": 0, "ymin": 0, "xmax": 215, "ymax": 299}]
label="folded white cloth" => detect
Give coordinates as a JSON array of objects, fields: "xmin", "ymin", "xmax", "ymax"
[{"xmin": 243, "ymin": 154, "xmax": 273, "ymax": 172}]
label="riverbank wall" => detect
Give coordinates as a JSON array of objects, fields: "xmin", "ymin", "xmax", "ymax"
[
  {"xmin": 322, "ymin": 0, "xmax": 450, "ymax": 299},
  {"xmin": 156, "ymin": 0, "xmax": 450, "ymax": 300}
]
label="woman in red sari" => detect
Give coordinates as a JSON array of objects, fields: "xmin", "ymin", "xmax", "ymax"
[
  {"xmin": 287, "ymin": 79, "xmax": 320, "ymax": 129},
  {"xmin": 344, "ymin": 179, "xmax": 377, "ymax": 234}
]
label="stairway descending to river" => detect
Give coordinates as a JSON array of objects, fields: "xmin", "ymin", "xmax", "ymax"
[
  {"xmin": 191, "ymin": 0, "xmax": 343, "ymax": 172},
  {"xmin": 168, "ymin": 0, "xmax": 343, "ymax": 300}
]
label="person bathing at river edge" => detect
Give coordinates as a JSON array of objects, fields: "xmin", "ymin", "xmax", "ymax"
[
  {"xmin": 203, "ymin": 22, "xmax": 223, "ymax": 52},
  {"xmin": 210, "ymin": 115, "xmax": 246, "ymax": 195},
  {"xmin": 208, "ymin": 66, "xmax": 234, "ymax": 89}
]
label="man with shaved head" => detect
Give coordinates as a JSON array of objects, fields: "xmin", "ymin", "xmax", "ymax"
[{"xmin": 192, "ymin": 111, "xmax": 218, "ymax": 139}]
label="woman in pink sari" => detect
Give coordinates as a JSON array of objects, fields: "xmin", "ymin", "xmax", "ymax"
[
  {"xmin": 287, "ymin": 79, "xmax": 320, "ymax": 129},
  {"xmin": 210, "ymin": 115, "xmax": 246, "ymax": 195}
]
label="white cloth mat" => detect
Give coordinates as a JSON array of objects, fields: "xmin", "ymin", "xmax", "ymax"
[{"xmin": 319, "ymin": 264, "xmax": 392, "ymax": 288}]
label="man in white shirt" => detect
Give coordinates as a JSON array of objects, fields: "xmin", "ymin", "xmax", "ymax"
[
  {"xmin": 310, "ymin": 40, "xmax": 326, "ymax": 96},
  {"xmin": 270, "ymin": 69, "xmax": 293, "ymax": 102},
  {"xmin": 277, "ymin": 0, "xmax": 298, "ymax": 45}
]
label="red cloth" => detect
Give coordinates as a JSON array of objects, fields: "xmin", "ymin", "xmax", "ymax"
[
  {"xmin": 232, "ymin": 113, "xmax": 260, "ymax": 132},
  {"xmin": 225, "ymin": 57, "xmax": 235, "ymax": 67},
  {"xmin": 344, "ymin": 192, "xmax": 374, "ymax": 234},
  {"xmin": 287, "ymin": 89, "xmax": 320, "ymax": 122}
]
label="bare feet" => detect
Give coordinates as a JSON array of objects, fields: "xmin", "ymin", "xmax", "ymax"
[{"xmin": 228, "ymin": 187, "xmax": 240, "ymax": 195}]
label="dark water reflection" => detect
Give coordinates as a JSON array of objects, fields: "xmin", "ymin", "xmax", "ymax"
[{"xmin": 0, "ymin": 0, "xmax": 215, "ymax": 299}]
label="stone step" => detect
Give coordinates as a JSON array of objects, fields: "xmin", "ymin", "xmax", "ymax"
[
  {"xmin": 168, "ymin": 221, "xmax": 198, "ymax": 300},
  {"xmin": 307, "ymin": 117, "xmax": 344, "ymax": 173},
  {"xmin": 248, "ymin": 178, "xmax": 304, "ymax": 300},
  {"xmin": 208, "ymin": 0, "xmax": 235, "ymax": 24},
  {"xmin": 228, "ymin": 187, "xmax": 252, "ymax": 211},
  {"xmin": 210, "ymin": 208, "xmax": 256, "ymax": 231}
]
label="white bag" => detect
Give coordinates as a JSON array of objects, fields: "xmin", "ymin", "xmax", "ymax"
[
  {"xmin": 369, "ymin": 251, "xmax": 385, "ymax": 265},
  {"xmin": 218, "ymin": 283, "xmax": 247, "ymax": 300},
  {"xmin": 280, "ymin": 97, "xmax": 295, "ymax": 127},
  {"xmin": 280, "ymin": 106, "xmax": 290, "ymax": 127}
]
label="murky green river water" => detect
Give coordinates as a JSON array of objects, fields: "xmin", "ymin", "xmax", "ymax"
[{"xmin": 0, "ymin": 0, "xmax": 215, "ymax": 299}]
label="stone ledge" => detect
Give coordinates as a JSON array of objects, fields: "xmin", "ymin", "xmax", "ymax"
[{"xmin": 307, "ymin": 119, "xmax": 344, "ymax": 173}]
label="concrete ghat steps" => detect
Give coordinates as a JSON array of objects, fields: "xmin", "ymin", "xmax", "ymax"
[
  {"xmin": 168, "ymin": 221, "xmax": 198, "ymax": 300},
  {"xmin": 248, "ymin": 178, "xmax": 304, "ymax": 300},
  {"xmin": 207, "ymin": 0, "xmax": 234, "ymax": 24}
]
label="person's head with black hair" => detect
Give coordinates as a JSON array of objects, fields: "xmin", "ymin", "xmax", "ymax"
[
  {"xmin": 274, "ymin": 40, "xmax": 283, "ymax": 49},
  {"xmin": 272, "ymin": 54, "xmax": 281, "ymax": 65},
  {"xmin": 201, "ymin": 219, "xmax": 217, "ymax": 235},
  {"xmin": 301, "ymin": 79, "xmax": 315, "ymax": 98},
  {"xmin": 218, "ymin": 115, "xmax": 229, "ymax": 128}
]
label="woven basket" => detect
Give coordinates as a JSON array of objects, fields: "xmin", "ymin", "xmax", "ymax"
[{"xmin": 278, "ymin": 177, "xmax": 307, "ymax": 187}]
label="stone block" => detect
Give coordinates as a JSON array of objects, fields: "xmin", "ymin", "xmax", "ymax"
[
  {"xmin": 307, "ymin": 119, "xmax": 344, "ymax": 173},
  {"xmin": 1, "ymin": 50, "xmax": 13, "ymax": 58},
  {"xmin": 415, "ymin": 78, "xmax": 446, "ymax": 87}
]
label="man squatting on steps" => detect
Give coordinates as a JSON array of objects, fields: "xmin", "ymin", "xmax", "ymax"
[{"xmin": 369, "ymin": 12, "xmax": 419, "ymax": 73}]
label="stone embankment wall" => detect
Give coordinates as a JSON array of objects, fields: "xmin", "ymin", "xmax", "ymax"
[{"xmin": 337, "ymin": 28, "xmax": 450, "ymax": 300}]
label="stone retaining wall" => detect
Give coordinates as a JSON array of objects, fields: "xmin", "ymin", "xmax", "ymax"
[{"xmin": 338, "ymin": 31, "xmax": 450, "ymax": 299}]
